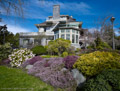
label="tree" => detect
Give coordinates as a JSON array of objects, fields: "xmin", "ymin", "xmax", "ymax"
[
  {"xmin": 12, "ymin": 33, "xmax": 19, "ymax": 48},
  {"xmin": 88, "ymin": 37, "xmax": 111, "ymax": 50},
  {"xmin": 92, "ymin": 16, "xmax": 119, "ymax": 49},
  {"xmin": 47, "ymin": 38, "xmax": 71, "ymax": 56},
  {"xmin": 0, "ymin": 28, "xmax": 19, "ymax": 48}
]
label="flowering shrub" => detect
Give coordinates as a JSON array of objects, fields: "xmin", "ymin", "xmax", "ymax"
[
  {"xmin": 28, "ymin": 57, "xmax": 77, "ymax": 89},
  {"xmin": 29, "ymin": 56, "xmax": 43, "ymax": 65},
  {"xmin": 21, "ymin": 56, "xmax": 43, "ymax": 68},
  {"xmin": 9, "ymin": 48, "xmax": 35, "ymax": 67},
  {"xmin": 63, "ymin": 56, "xmax": 78, "ymax": 69},
  {"xmin": 73, "ymin": 51, "xmax": 120, "ymax": 76}
]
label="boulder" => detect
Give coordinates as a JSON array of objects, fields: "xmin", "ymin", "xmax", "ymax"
[
  {"xmin": 61, "ymin": 68, "xmax": 67, "ymax": 71},
  {"xmin": 72, "ymin": 69, "xmax": 86, "ymax": 87},
  {"xmin": 25, "ymin": 65, "xmax": 33, "ymax": 70}
]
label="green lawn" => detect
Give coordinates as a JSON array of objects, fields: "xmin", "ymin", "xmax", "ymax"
[{"xmin": 0, "ymin": 66, "xmax": 54, "ymax": 91}]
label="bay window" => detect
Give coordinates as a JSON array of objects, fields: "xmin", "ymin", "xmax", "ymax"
[
  {"xmin": 61, "ymin": 34, "xmax": 65, "ymax": 39},
  {"xmin": 66, "ymin": 34, "xmax": 70, "ymax": 40}
]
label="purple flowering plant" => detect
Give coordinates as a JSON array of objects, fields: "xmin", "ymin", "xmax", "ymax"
[
  {"xmin": 21, "ymin": 56, "xmax": 43, "ymax": 68},
  {"xmin": 63, "ymin": 56, "xmax": 78, "ymax": 69},
  {"xmin": 28, "ymin": 57, "xmax": 76, "ymax": 89}
]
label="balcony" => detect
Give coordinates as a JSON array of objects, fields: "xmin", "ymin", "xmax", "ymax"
[
  {"xmin": 46, "ymin": 17, "xmax": 67, "ymax": 22},
  {"xmin": 19, "ymin": 32, "xmax": 54, "ymax": 37}
]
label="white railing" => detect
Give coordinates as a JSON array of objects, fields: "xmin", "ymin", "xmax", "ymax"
[
  {"xmin": 46, "ymin": 18, "xmax": 67, "ymax": 21},
  {"xmin": 19, "ymin": 32, "xmax": 54, "ymax": 36}
]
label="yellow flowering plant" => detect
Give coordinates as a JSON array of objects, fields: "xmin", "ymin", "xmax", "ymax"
[{"xmin": 73, "ymin": 51, "xmax": 120, "ymax": 76}]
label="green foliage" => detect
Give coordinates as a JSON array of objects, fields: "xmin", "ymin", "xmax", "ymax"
[
  {"xmin": 41, "ymin": 55, "xmax": 58, "ymax": 58},
  {"xmin": 31, "ymin": 45, "xmax": 47, "ymax": 55},
  {"xmin": 0, "ymin": 29, "xmax": 19, "ymax": 48},
  {"xmin": 75, "ymin": 48, "xmax": 81, "ymax": 52},
  {"xmin": 73, "ymin": 51, "xmax": 120, "ymax": 76},
  {"xmin": 12, "ymin": 33, "xmax": 19, "ymax": 48},
  {"xmin": 0, "ymin": 43, "xmax": 12, "ymax": 63},
  {"xmin": 67, "ymin": 46, "xmax": 75, "ymax": 55},
  {"xmin": 0, "ymin": 66, "xmax": 54, "ymax": 91},
  {"xmin": 80, "ymin": 69, "xmax": 120, "ymax": 91},
  {"xmin": 62, "ymin": 52, "xmax": 68, "ymax": 57},
  {"xmin": 95, "ymin": 37, "xmax": 111, "ymax": 49},
  {"xmin": 80, "ymin": 77, "xmax": 112, "ymax": 91},
  {"xmin": 88, "ymin": 37, "xmax": 111, "ymax": 50},
  {"xmin": 47, "ymin": 38, "xmax": 71, "ymax": 56}
]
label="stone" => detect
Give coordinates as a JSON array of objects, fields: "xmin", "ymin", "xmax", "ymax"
[
  {"xmin": 25, "ymin": 65, "xmax": 33, "ymax": 70},
  {"xmin": 72, "ymin": 69, "xmax": 86, "ymax": 87},
  {"xmin": 61, "ymin": 68, "xmax": 67, "ymax": 71}
]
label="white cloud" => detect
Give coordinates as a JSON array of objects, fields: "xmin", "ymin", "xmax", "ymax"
[
  {"xmin": 114, "ymin": 28, "xmax": 120, "ymax": 36},
  {"xmin": 0, "ymin": 22, "xmax": 30, "ymax": 34},
  {"xmin": 88, "ymin": 27, "xmax": 100, "ymax": 33},
  {"xmin": 0, "ymin": 0, "xmax": 93, "ymax": 19},
  {"xmin": 7, "ymin": 25, "xmax": 30, "ymax": 34},
  {"xmin": 22, "ymin": 0, "xmax": 93, "ymax": 19},
  {"xmin": 88, "ymin": 27, "xmax": 120, "ymax": 36}
]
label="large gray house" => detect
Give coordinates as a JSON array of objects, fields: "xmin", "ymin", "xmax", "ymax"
[{"xmin": 19, "ymin": 5, "xmax": 86, "ymax": 48}]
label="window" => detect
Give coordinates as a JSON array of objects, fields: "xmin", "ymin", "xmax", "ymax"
[
  {"xmin": 54, "ymin": 35, "xmax": 56, "ymax": 40},
  {"xmin": 66, "ymin": 29, "xmax": 70, "ymax": 33},
  {"xmin": 76, "ymin": 35, "xmax": 78, "ymax": 43},
  {"xmin": 61, "ymin": 29, "xmax": 65, "ymax": 33},
  {"xmin": 61, "ymin": 34, "xmax": 65, "ymax": 39},
  {"xmin": 55, "ymin": 30, "xmax": 59, "ymax": 34},
  {"xmin": 72, "ymin": 30, "xmax": 75, "ymax": 33},
  {"xmin": 72, "ymin": 34, "xmax": 75, "ymax": 43},
  {"xmin": 66, "ymin": 34, "xmax": 70, "ymax": 40},
  {"xmin": 56, "ymin": 34, "xmax": 59, "ymax": 39},
  {"xmin": 23, "ymin": 39, "xmax": 29, "ymax": 45},
  {"xmin": 76, "ymin": 31, "xmax": 79, "ymax": 34}
]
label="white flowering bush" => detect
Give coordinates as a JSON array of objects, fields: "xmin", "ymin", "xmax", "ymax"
[{"xmin": 9, "ymin": 48, "xmax": 35, "ymax": 67}]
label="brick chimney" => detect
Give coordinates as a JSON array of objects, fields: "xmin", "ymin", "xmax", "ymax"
[{"xmin": 53, "ymin": 5, "xmax": 60, "ymax": 20}]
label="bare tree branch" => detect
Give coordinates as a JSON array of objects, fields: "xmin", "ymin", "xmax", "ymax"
[{"xmin": 0, "ymin": 0, "xmax": 24, "ymax": 17}]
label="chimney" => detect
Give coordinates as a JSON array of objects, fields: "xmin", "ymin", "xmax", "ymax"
[{"xmin": 53, "ymin": 5, "xmax": 60, "ymax": 20}]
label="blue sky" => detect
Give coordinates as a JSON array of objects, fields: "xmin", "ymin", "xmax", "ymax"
[{"xmin": 0, "ymin": 0, "xmax": 120, "ymax": 34}]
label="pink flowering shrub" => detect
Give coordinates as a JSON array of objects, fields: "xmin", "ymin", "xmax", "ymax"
[
  {"xmin": 21, "ymin": 56, "xmax": 43, "ymax": 68},
  {"xmin": 28, "ymin": 57, "xmax": 76, "ymax": 89},
  {"xmin": 63, "ymin": 56, "xmax": 78, "ymax": 69},
  {"xmin": 29, "ymin": 56, "xmax": 43, "ymax": 65}
]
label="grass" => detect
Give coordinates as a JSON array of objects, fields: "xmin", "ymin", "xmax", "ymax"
[
  {"xmin": 41, "ymin": 55, "xmax": 58, "ymax": 58},
  {"xmin": 0, "ymin": 66, "xmax": 54, "ymax": 91}
]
